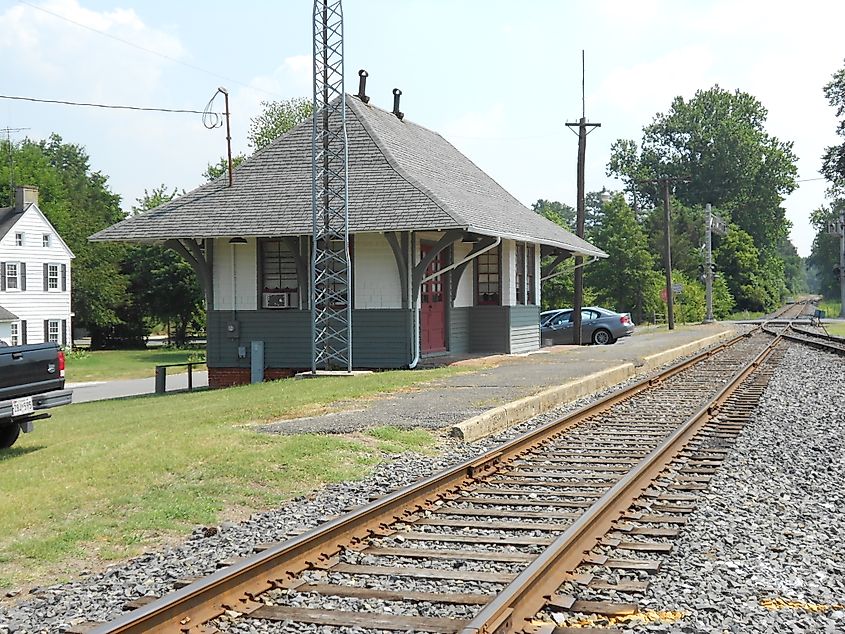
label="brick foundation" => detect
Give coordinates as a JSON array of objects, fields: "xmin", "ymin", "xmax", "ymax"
[{"xmin": 208, "ymin": 367, "xmax": 298, "ymax": 388}]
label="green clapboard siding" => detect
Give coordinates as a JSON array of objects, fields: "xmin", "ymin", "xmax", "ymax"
[
  {"xmin": 449, "ymin": 307, "xmax": 471, "ymax": 354},
  {"xmin": 207, "ymin": 309, "xmax": 411, "ymax": 369},
  {"xmin": 509, "ymin": 305, "xmax": 540, "ymax": 353},
  {"xmin": 467, "ymin": 306, "xmax": 509, "ymax": 352}
]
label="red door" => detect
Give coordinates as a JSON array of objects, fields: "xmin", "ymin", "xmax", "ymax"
[{"xmin": 420, "ymin": 245, "xmax": 446, "ymax": 353}]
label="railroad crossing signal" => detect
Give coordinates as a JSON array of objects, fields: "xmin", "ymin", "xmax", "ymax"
[
  {"xmin": 709, "ymin": 214, "xmax": 728, "ymax": 236},
  {"xmin": 828, "ymin": 220, "xmax": 844, "ymax": 237}
]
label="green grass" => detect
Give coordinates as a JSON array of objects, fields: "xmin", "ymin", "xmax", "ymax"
[
  {"xmin": 825, "ymin": 322, "xmax": 845, "ymax": 336},
  {"xmin": 727, "ymin": 309, "xmax": 767, "ymax": 320},
  {"xmin": 0, "ymin": 367, "xmax": 466, "ymax": 588},
  {"xmin": 65, "ymin": 348, "xmax": 206, "ymax": 382},
  {"xmin": 817, "ymin": 299, "xmax": 842, "ymax": 319}
]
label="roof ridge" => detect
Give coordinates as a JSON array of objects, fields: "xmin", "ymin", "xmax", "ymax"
[{"xmin": 346, "ymin": 95, "xmax": 465, "ymax": 229}]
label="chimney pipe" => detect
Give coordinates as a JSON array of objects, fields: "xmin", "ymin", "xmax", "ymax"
[
  {"xmin": 357, "ymin": 69, "xmax": 370, "ymax": 103},
  {"xmin": 392, "ymin": 88, "xmax": 404, "ymax": 120},
  {"xmin": 15, "ymin": 186, "xmax": 38, "ymax": 212}
]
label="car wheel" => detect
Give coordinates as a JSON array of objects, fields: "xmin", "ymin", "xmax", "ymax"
[
  {"xmin": 592, "ymin": 329, "xmax": 614, "ymax": 345},
  {"xmin": 0, "ymin": 423, "xmax": 21, "ymax": 449}
]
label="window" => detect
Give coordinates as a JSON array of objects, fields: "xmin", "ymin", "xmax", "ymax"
[
  {"xmin": 4, "ymin": 262, "xmax": 20, "ymax": 290},
  {"xmin": 15, "ymin": 233, "xmax": 23, "ymax": 247},
  {"xmin": 10, "ymin": 322, "xmax": 19, "ymax": 346},
  {"xmin": 261, "ymin": 240, "xmax": 299, "ymax": 308},
  {"xmin": 513, "ymin": 243, "xmax": 536, "ymax": 306},
  {"xmin": 43, "ymin": 234, "xmax": 51, "ymax": 247},
  {"xmin": 475, "ymin": 247, "xmax": 500, "ymax": 305},
  {"xmin": 47, "ymin": 320, "xmax": 60, "ymax": 344},
  {"xmin": 47, "ymin": 264, "xmax": 60, "ymax": 290}
]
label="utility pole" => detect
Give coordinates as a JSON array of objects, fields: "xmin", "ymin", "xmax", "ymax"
[
  {"xmin": 832, "ymin": 209, "xmax": 845, "ymax": 318},
  {"xmin": 705, "ymin": 203, "xmax": 713, "ymax": 323},
  {"xmin": 565, "ymin": 51, "xmax": 600, "ymax": 345}
]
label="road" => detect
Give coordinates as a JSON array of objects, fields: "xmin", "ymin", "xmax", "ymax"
[{"xmin": 66, "ymin": 370, "xmax": 209, "ymax": 404}]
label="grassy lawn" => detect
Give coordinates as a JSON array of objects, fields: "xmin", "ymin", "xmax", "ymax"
[
  {"xmin": 0, "ymin": 367, "xmax": 463, "ymax": 590},
  {"xmin": 65, "ymin": 348, "xmax": 205, "ymax": 382},
  {"xmin": 825, "ymin": 322, "xmax": 845, "ymax": 336}
]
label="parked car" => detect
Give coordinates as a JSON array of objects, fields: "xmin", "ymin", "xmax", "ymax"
[{"xmin": 541, "ymin": 306, "xmax": 635, "ymax": 346}]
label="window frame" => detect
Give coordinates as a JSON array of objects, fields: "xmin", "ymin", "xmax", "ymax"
[
  {"xmin": 43, "ymin": 233, "xmax": 51, "ymax": 248},
  {"xmin": 4, "ymin": 262, "xmax": 21, "ymax": 291},
  {"xmin": 47, "ymin": 319, "xmax": 60, "ymax": 344},
  {"xmin": 474, "ymin": 246, "xmax": 501, "ymax": 306},
  {"xmin": 47, "ymin": 263, "xmax": 60, "ymax": 291},
  {"xmin": 10, "ymin": 322, "xmax": 19, "ymax": 346},
  {"xmin": 14, "ymin": 232, "xmax": 23, "ymax": 247},
  {"xmin": 259, "ymin": 239, "xmax": 301, "ymax": 310}
]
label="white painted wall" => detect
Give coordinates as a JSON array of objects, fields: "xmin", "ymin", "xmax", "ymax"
[
  {"xmin": 0, "ymin": 204, "xmax": 73, "ymax": 345},
  {"xmin": 354, "ymin": 233, "xmax": 402, "ymax": 309},
  {"xmin": 501, "ymin": 239, "xmax": 516, "ymax": 307},
  {"xmin": 212, "ymin": 238, "xmax": 258, "ymax": 311},
  {"xmin": 533, "ymin": 243, "xmax": 541, "ymax": 305},
  {"xmin": 453, "ymin": 242, "xmax": 475, "ymax": 308}
]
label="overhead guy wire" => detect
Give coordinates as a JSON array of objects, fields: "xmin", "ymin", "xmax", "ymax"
[{"xmin": 0, "ymin": 94, "xmax": 219, "ymax": 115}]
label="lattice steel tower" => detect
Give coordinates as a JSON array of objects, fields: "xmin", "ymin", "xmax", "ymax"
[{"xmin": 311, "ymin": 0, "xmax": 351, "ymax": 372}]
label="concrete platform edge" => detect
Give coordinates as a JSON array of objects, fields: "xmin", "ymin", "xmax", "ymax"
[{"xmin": 450, "ymin": 328, "xmax": 736, "ymax": 443}]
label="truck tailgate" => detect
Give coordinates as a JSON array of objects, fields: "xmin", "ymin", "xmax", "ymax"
[{"xmin": 0, "ymin": 343, "xmax": 65, "ymax": 401}]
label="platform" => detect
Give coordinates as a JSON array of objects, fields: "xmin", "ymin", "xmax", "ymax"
[{"xmin": 257, "ymin": 323, "xmax": 737, "ymax": 441}]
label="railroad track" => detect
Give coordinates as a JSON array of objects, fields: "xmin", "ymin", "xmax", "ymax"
[
  {"xmin": 783, "ymin": 323, "xmax": 845, "ymax": 354},
  {"xmin": 84, "ymin": 327, "xmax": 794, "ymax": 634}
]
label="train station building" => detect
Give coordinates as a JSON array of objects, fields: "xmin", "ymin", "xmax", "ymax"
[{"xmin": 92, "ymin": 91, "xmax": 605, "ymax": 387}]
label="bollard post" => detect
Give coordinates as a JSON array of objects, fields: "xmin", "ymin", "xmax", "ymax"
[
  {"xmin": 187, "ymin": 363, "xmax": 193, "ymax": 392},
  {"xmin": 155, "ymin": 366, "xmax": 166, "ymax": 394}
]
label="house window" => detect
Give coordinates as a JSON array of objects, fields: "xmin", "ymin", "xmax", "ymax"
[
  {"xmin": 43, "ymin": 234, "xmax": 51, "ymax": 247},
  {"xmin": 475, "ymin": 247, "xmax": 500, "ymax": 305},
  {"xmin": 15, "ymin": 233, "xmax": 23, "ymax": 247},
  {"xmin": 527, "ymin": 245, "xmax": 536, "ymax": 305},
  {"xmin": 5, "ymin": 262, "xmax": 20, "ymax": 290},
  {"xmin": 515, "ymin": 243, "xmax": 526, "ymax": 305},
  {"xmin": 10, "ymin": 322, "xmax": 19, "ymax": 346},
  {"xmin": 47, "ymin": 320, "xmax": 60, "ymax": 344},
  {"xmin": 47, "ymin": 264, "xmax": 60, "ymax": 290},
  {"xmin": 261, "ymin": 240, "xmax": 299, "ymax": 308}
]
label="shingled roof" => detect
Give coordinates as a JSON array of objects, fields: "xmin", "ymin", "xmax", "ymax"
[{"xmin": 91, "ymin": 95, "xmax": 606, "ymax": 258}]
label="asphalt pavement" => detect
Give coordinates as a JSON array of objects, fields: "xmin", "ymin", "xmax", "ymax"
[{"xmin": 66, "ymin": 370, "xmax": 209, "ymax": 403}]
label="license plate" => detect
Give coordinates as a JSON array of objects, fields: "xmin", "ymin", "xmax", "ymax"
[{"xmin": 12, "ymin": 396, "xmax": 33, "ymax": 416}]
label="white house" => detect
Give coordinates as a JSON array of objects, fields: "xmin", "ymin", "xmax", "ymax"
[{"xmin": 0, "ymin": 186, "xmax": 74, "ymax": 346}]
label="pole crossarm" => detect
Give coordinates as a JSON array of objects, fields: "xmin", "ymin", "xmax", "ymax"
[{"xmin": 311, "ymin": 0, "xmax": 351, "ymax": 371}]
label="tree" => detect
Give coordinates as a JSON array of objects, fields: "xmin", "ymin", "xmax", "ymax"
[
  {"xmin": 585, "ymin": 194, "xmax": 663, "ymax": 324},
  {"xmin": 822, "ymin": 61, "xmax": 845, "ymax": 193},
  {"xmin": 203, "ymin": 154, "xmax": 247, "ymax": 182},
  {"xmin": 126, "ymin": 186, "xmax": 204, "ymax": 346},
  {"xmin": 0, "ymin": 134, "xmax": 130, "ymax": 346},
  {"xmin": 807, "ymin": 202, "xmax": 844, "ymax": 299},
  {"xmin": 247, "ymin": 98, "xmax": 313, "ymax": 150},
  {"xmin": 532, "ymin": 199, "xmax": 575, "ymax": 230}
]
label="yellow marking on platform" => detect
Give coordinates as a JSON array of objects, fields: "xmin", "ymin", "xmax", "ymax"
[{"xmin": 760, "ymin": 597, "xmax": 845, "ymax": 613}]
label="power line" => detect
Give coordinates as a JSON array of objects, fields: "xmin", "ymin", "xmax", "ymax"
[
  {"xmin": 0, "ymin": 93, "xmax": 218, "ymax": 115},
  {"xmin": 17, "ymin": 0, "xmax": 283, "ymax": 99}
]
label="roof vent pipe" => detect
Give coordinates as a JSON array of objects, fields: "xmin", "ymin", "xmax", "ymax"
[
  {"xmin": 392, "ymin": 88, "xmax": 404, "ymax": 120},
  {"xmin": 357, "ymin": 69, "xmax": 370, "ymax": 103}
]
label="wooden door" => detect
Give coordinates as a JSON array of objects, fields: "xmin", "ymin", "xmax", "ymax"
[{"xmin": 420, "ymin": 245, "xmax": 447, "ymax": 353}]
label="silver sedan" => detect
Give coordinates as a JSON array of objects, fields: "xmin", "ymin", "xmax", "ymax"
[{"xmin": 541, "ymin": 306, "xmax": 635, "ymax": 345}]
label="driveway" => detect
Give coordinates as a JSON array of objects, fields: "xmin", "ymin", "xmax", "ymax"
[{"xmin": 66, "ymin": 371, "xmax": 209, "ymax": 404}]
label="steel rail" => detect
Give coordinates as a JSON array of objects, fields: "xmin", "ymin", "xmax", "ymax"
[
  {"xmin": 782, "ymin": 324, "xmax": 845, "ymax": 354},
  {"xmin": 90, "ymin": 328, "xmax": 760, "ymax": 633},
  {"xmin": 458, "ymin": 331, "xmax": 783, "ymax": 634}
]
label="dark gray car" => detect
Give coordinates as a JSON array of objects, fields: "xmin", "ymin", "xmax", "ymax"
[{"xmin": 541, "ymin": 306, "xmax": 635, "ymax": 345}]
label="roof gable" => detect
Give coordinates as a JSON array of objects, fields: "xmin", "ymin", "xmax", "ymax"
[{"xmin": 0, "ymin": 203, "xmax": 75, "ymax": 258}]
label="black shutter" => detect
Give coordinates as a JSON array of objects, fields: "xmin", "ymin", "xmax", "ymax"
[
  {"xmin": 21, "ymin": 320, "xmax": 27, "ymax": 344},
  {"xmin": 20, "ymin": 262, "xmax": 26, "ymax": 291},
  {"xmin": 0, "ymin": 262, "xmax": 5, "ymax": 291},
  {"xmin": 61, "ymin": 264, "xmax": 67, "ymax": 291},
  {"xmin": 43, "ymin": 263, "xmax": 48, "ymax": 291},
  {"xmin": 61, "ymin": 320, "xmax": 67, "ymax": 346},
  {"xmin": 44, "ymin": 320, "xmax": 49, "ymax": 344}
]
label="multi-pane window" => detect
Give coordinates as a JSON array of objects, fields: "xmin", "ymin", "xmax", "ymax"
[
  {"xmin": 15, "ymin": 233, "xmax": 23, "ymax": 247},
  {"xmin": 261, "ymin": 240, "xmax": 299, "ymax": 308},
  {"xmin": 476, "ymin": 247, "xmax": 500, "ymax": 305},
  {"xmin": 514, "ymin": 243, "xmax": 537, "ymax": 306},
  {"xmin": 43, "ymin": 234, "xmax": 51, "ymax": 247},
  {"xmin": 47, "ymin": 264, "xmax": 60, "ymax": 290},
  {"xmin": 10, "ymin": 322, "xmax": 19, "ymax": 346},
  {"xmin": 5, "ymin": 263, "xmax": 19, "ymax": 290},
  {"xmin": 47, "ymin": 320, "xmax": 60, "ymax": 344}
]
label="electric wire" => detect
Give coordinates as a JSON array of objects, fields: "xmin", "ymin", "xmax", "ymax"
[{"xmin": 0, "ymin": 94, "xmax": 218, "ymax": 115}]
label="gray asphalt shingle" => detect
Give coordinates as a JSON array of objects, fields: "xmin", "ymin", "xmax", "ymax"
[{"xmin": 91, "ymin": 95, "xmax": 606, "ymax": 258}]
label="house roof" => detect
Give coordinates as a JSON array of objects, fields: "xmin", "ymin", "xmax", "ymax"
[
  {"xmin": 0, "ymin": 203, "xmax": 75, "ymax": 258},
  {"xmin": 0, "ymin": 305, "xmax": 18, "ymax": 322},
  {"xmin": 91, "ymin": 95, "xmax": 606, "ymax": 258}
]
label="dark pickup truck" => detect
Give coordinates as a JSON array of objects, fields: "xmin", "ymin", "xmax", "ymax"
[{"xmin": 0, "ymin": 342, "xmax": 73, "ymax": 448}]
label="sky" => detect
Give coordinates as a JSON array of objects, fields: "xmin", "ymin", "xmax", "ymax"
[{"xmin": 0, "ymin": 0, "xmax": 843, "ymax": 256}]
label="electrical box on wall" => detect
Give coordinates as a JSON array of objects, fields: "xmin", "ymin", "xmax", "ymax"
[{"xmin": 226, "ymin": 320, "xmax": 239, "ymax": 339}]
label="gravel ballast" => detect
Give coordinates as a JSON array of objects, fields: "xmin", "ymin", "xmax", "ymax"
[{"xmin": 1, "ymin": 332, "xmax": 839, "ymax": 634}]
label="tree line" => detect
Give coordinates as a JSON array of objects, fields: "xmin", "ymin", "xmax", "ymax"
[{"xmin": 537, "ymin": 84, "xmax": 809, "ymax": 323}]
